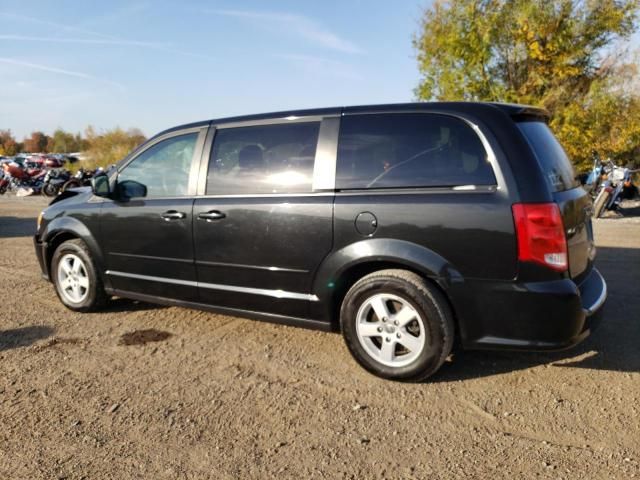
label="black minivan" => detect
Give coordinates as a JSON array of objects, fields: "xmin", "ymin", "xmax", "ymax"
[{"xmin": 34, "ymin": 102, "xmax": 606, "ymax": 381}]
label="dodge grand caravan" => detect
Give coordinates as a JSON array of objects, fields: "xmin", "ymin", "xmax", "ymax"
[{"xmin": 34, "ymin": 102, "xmax": 607, "ymax": 381}]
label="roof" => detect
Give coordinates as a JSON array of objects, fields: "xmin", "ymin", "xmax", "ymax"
[{"xmin": 153, "ymin": 101, "xmax": 549, "ymax": 139}]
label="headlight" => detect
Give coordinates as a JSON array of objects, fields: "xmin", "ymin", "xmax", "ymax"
[{"xmin": 37, "ymin": 211, "xmax": 44, "ymax": 231}]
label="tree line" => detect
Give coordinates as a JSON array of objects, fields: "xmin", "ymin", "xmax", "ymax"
[
  {"xmin": 0, "ymin": 127, "xmax": 147, "ymax": 169},
  {"xmin": 414, "ymin": 0, "xmax": 640, "ymax": 170}
]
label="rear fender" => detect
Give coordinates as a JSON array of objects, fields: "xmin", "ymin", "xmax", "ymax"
[{"xmin": 310, "ymin": 238, "xmax": 463, "ymax": 322}]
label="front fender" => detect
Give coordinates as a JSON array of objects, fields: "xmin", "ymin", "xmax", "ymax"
[{"xmin": 42, "ymin": 214, "xmax": 108, "ymax": 288}]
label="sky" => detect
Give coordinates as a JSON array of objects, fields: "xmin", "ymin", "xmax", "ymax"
[{"xmin": 0, "ymin": 0, "xmax": 427, "ymax": 139}]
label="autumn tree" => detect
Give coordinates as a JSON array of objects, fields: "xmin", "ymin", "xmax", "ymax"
[
  {"xmin": 23, "ymin": 131, "xmax": 51, "ymax": 153},
  {"xmin": 0, "ymin": 130, "xmax": 20, "ymax": 156},
  {"xmin": 48, "ymin": 128, "xmax": 86, "ymax": 153},
  {"xmin": 414, "ymin": 0, "xmax": 640, "ymax": 169},
  {"xmin": 83, "ymin": 126, "xmax": 146, "ymax": 169}
]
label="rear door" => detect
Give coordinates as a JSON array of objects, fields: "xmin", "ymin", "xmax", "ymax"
[
  {"xmin": 516, "ymin": 121, "xmax": 594, "ymax": 278},
  {"xmin": 193, "ymin": 117, "xmax": 337, "ymax": 318},
  {"xmin": 100, "ymin": 127, "xmax": 207, "ymax": 301}
]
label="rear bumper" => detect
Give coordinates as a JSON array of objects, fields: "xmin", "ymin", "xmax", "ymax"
[
  {"xmin": 453, "ymin": 267, "xmax": 607, "ymax": 350},
  {"xmin": 33, "ymin": 235, "xmax": 50, "ymax": 281}
]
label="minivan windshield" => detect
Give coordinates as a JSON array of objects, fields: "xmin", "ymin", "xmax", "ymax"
[{"xmin": 517, "ymin": 121, "xmax": 578, "ymax": 192}]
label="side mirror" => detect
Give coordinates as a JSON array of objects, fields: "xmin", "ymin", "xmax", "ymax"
[
  {"xmin": 115, "ymin": 179, "xmax": 147, "ymax": 200},
  {"xmin": 91, "ymin": 174, "xmax": 111, "ymax": 197}
]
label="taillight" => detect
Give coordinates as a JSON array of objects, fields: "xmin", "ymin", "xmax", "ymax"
[{"xmin": 512, "ymin": 203, "xmax": 568, "ymax": 272}]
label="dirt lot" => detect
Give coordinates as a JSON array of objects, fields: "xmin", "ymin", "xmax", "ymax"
[{"xmin": 1, "ymin": 195, "xmax": 638, "ymax": 479}]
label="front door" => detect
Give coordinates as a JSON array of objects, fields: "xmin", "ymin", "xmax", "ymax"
[
  {"xmin": 100, "ymin": 127, "xmax": 206, "ymax": 302},
  {"xmin": 193, "ymin": 119, "xmax": 334, "ymax": 318}
]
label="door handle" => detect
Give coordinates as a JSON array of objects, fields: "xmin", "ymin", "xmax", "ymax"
[
  {"xmin": 161, "ymin": 210, "xmax": 186, "ymax": 221},
  {"xmin": 198, "ymin": 210, "xmax": 226, "ymax": 221}
]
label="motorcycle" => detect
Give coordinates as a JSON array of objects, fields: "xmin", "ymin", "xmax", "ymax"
[
  {"xmin": 42, "ymin": 168, "xmax": 72, "ymax": 197},
  {"xmin": 592, "ymin": 160, "xmax": 639, "ymax": 218},
  {"xmin": 0, "ymin": 169, "xmax": 8, "ymax": 195},
  {"xmin": 0, "ymin": 161, "xmax": 47, "ymax": 195},
  {"xmin": 61, "ymin": 167, "xmax": 99, "ymax": 192},
  {"xmin": 579, "ymin": 152, "xmax": 606, "ymax": 199}
]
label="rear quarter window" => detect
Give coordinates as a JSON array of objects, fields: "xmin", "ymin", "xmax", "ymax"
[
  {"xmin": 336, "ymin": 113, "xmax": 496, "ymax": 190},
  {"xmin": 516, "ymin": 121, "xmax": 579, "ymax": 192}
]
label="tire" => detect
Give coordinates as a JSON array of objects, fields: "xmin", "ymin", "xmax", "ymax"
[
  {"xmin": 61, "ymin": 179, "xmax": 82, "ymax": 192},
  {"xmin": 42, "ymin": 182, "xmax": 59, "ymax": 197},
  {"xmin": 340, "ymin": 269, "xmax": 454, "ymax": 382},
  {"xmin": 593, "ymin": 190, "xmax": 610, "ymax": 218},
  {"xmin": 51, "ymin": 239, "xmax": 108, "ymax": 312}
]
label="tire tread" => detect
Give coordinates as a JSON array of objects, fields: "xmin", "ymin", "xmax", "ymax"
[
  {"xmin": 52, "ymin": 238, "xmax": 107, "ymax": 312},
  {"xmin": 340, "ymin": 269, "xmax": 454, "ymax": 382}
]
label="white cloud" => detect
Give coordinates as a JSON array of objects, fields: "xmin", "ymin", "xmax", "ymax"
[
  {"xmin": 0, "ymin": 34, "xmax": 168, "ymax": 48},
  {"xmin": 0, "ymin": 11, "xmax": 118, "ymax": 40},
  {"xmin": 0, "ymin": 57, "xmax": 125, "ymax": 90},
  {"xmin": 211, "ymin": 9, "xmax": 363, "ymax": 54},
  {"xmin": 0, "ymin": 12, "xmax": 211, "ymax": 60}
]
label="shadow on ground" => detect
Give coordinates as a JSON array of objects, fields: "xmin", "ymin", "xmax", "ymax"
[
  {"xmin": 0, "ymin": 325, "xmax": 55, "ymax": 352},
  {"xmin": 0, "ymin": 216, "xmax": 37, "ymax": 238},
  {"xmin": 432, "ymin": 245, "xmax": 640, "ymax": 382},
  {"xmin": 101, "ymin": 298, "xmax": 166, "ymax": 313},
  {"xmin": 600, "ymin": 199, "xmax": 640, "ymax": 219}
]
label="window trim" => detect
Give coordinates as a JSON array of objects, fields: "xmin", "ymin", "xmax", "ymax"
[
  {"xmin": 114, "ymin": 126, "xmax": 208, "ymax": 198},
  {"xmin": 214, "ymin": 115, "xmax": 328, "ymax": 130}
]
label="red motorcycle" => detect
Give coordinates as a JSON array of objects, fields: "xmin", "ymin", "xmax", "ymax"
[{"xmin": 0, "ymin": 161, "xmax": 47, "ymax": 194}]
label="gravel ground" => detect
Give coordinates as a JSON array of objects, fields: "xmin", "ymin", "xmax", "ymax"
[{"xmin": 0, "ymin": 195, "xmax": 639, "ymax": 479}]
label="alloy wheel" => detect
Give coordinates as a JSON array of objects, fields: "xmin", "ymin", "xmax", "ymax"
[
  {"xmin": 355, "ymin": 293, "xmax": 426, "ymax": 368},
  {"xmin": 57, "ymin": 253, "xmax": 90, "ymax": 304}
]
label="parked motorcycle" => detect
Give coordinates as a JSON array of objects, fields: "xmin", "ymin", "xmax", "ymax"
[
  {"xmin": 0, "ymin": 161, "xmax": 47, "ymax": 195},
  {"xmin": 61, "ymin": 167, "xmax": 103, "ymax": 192},
  {"xmin": 579, "ymin": 152, "xmax": 606, "ymax": 199},
  {"xmin": 0, "ymin": 169, "xmax": 8, "ymax": 195},
  {"xmin": 42, "ymin": 168, "xmax": 71, "ymax": 197},
  {"xmin": 61, "ymin": 168, "xmax": 92, "ymax": 192},
  {"xmin": 592, "ymin": 160, "xmax": 639, "ymax": 218}
]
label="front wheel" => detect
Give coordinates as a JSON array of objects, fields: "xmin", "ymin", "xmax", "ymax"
[
  {"xmin": 340, "ymin": 269, "xmax": 454, "ymax": 382},
  {"xmin": 51, "ymin": 239, "xmax": 108, "ymax": 312},
  {"xmin": 593, "ymin": 189, "xmax": 611, "ymax": 218},
  {"xmin": 42, "ymin": 182, "xmax": 59, "ymax": 197}
]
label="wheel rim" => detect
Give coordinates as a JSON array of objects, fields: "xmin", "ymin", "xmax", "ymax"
[
  {"xmin": 355, "ymin": 293, "xmax": 426, "ymax": 368},
  {"xmin": 57, "ymin": 254, "xmax": 90, "ymax": 303}
]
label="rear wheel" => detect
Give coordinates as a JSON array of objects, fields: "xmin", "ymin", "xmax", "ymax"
[
  {"xmin": 340, "ymin": 269, "xmax": 454, "ymax": 381},
  {"xmin": 593, "ymin": 189, "xmax": 610, "ymax": 218},
  {"xmin": 61, "ymin": 179, "xmax": 82, "ymax": 192},
  {"xmin": 51, "ymin": 239, "xmax": 107, "ymax": 312}
]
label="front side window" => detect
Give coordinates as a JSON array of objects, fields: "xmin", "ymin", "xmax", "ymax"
[
  {"xmin": 206, "ymin": 122, "xmax": 320, "ymax": 195},
  {"xmin": 336, "ymin": 113, "xmax": 496, "ymax": 189},
  {"xmin": 118, "ymin": 133, "xmax": 198, "ymax": 197}
]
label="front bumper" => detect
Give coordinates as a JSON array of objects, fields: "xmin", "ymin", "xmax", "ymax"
[
  {"xmin": 33, "ymin": 234, "xmax": 50, "ymax": 281},
  {"xmin": 453, "ymin": 267, "xmax": 607, "ymax": 350}
]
